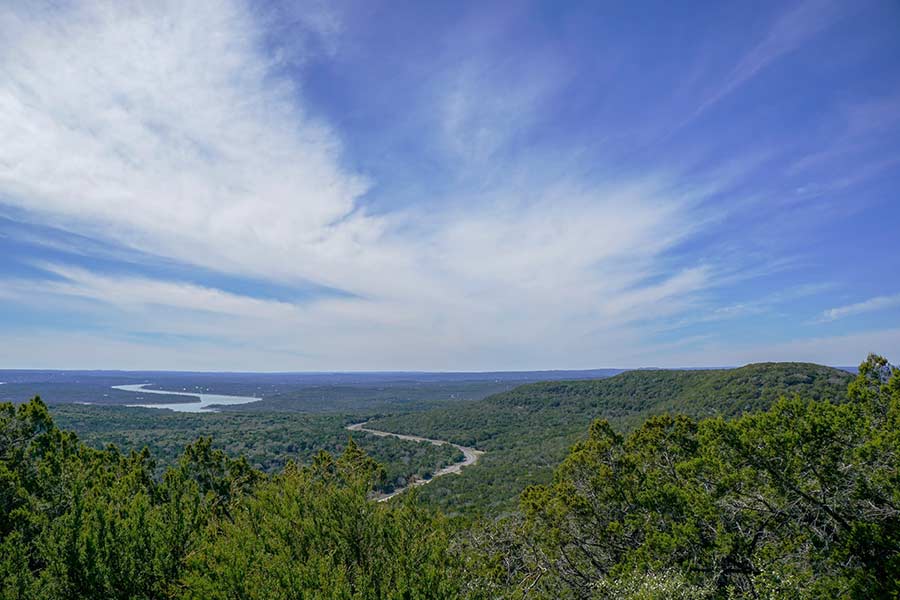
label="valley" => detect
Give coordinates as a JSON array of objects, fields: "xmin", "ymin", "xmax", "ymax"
[
  {"xmin": 5, "ymin": 357, "xmax": 896, "ymax": 598},
  {"xmin": 346, "ymin": 420, "xmax": 484, "ymax": 501}
]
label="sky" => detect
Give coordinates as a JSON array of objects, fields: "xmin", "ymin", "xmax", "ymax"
[{"xmin": 0, "ymin": 0, "xmax": 899, "ymax": 371}]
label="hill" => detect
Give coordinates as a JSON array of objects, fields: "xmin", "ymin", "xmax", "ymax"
[
  {"xmin": 367, "ymin": 362, "xmax": 852, "ymax": 514},
  {"xmin": 3, "ymin": 357, "xmax": 895, "ymax": 598}
]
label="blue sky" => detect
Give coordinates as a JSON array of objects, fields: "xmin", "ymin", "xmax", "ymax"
[{"xmin": 1, "ymin": 0, "xmax": 899, "ymax": 370}]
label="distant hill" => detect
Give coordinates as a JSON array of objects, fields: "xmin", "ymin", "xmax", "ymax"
[
  {"xmin": 367, "ymin": 362, "xmax": 853, "ymax": 514},
  {"xmin": 487, "ymin": 361, "xmax": 852, "ymax": 422}
]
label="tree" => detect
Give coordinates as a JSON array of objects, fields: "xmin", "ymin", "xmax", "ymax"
[
  {"xmin": 515, "ymin": 356, "xmax": 900, "ymax": 599},
  {"xmin": 184, "ymin": 444, "xmax": 460, "ymax": 599}
]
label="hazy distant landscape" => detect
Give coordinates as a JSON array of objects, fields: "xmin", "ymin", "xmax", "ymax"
[
  {"xmin": 1, "ymin": 368, "xmax": 624, "ymax": 497},
  {"xmin": 0, "ymin": 368, "xmax": 623, "ymax": 409}
]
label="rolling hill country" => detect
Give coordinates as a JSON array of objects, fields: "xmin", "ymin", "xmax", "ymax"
[
  {"xmin": 3, "ymin": 1, "xmax": 900, "ymax": 598},
  {"xmin": 2, "ymin": 356, "xmax": 898, "ymax": 598}
]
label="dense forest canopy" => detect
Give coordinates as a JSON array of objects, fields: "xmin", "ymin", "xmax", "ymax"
[
  {"xmin": 369, "ymin": 362, "xmax": 853, "ymax": 514},
  {"xmin": 1, "ymin": 356, "xmax": 897, "ymax": 598},
  {"xmin": 509, "ymin": 357, "xmax": 899, "ymax": 597},
  {"xmin": 51, "ymin": 406, "xmax": 463, "ymax": 495}
]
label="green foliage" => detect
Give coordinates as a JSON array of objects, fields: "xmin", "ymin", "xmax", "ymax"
[
  {"xmin": 2, "ymin": 358, "xmax": 895, "ymax": 599},
  {"xmin": 52, "ymin": 406, "xmax": 463, "ymax": 494},
  {"xmin": 1, "ymin": 397, "xmax": 256, "ymax": 599},
  {"xmin": 185, "ymin": 458, "xmax": 458, "ymax": 599},
  {"xmin": 507, "ymin": 355, "xmax": 900, "ymax": 598},
  {"xmin": 0, "ymin": 399, "xmax": 461, "ymax": 599},
  {"xmin": 369, "ymin": 363, "xmax": 852, "ymax": 515}
]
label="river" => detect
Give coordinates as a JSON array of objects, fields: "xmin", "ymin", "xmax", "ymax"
[
  {"xmin": 346, "ymin": 421, "xmax": 484, "ymax": 501},
  {"xmin": 111, "ymin": 383, "xmax": 261, "ymax": 412}
]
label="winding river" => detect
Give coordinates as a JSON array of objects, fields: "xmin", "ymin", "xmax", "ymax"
[
  {"xmin": 110, "ymin": 385, "xmax": 480, "ymax": 499},
  {"xmin": 346, "ymin": 421, "xmax": 484, "ymax": 501},
  {"xmin": 111, "ymin": 383, "xmax": 261, "ymax": 412}
]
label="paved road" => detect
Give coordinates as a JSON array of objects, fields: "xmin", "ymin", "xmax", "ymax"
[{"xmin": 346, "ymin": 422, "xmax": 484, "ymax": 502}]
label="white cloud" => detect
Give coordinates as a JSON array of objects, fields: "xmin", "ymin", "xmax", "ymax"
[
  {"xmin": 822, "ymin": 294, "xmax": 900, "ymax": 322},
  {"xmin": 27, "ymin": 264, "xmax": 304, "ymax": 321},
  {"xmin": 0, "ymin": 330, "xmax": 307, "ymax": 372},
  {"xmin": 438, "ymin": 58, "xmax": 564, "ymax": 164},
  {"xmin": 0, "ymin": 0, "xmax": 772, "ymax": 369},
  {"xmin": 657, "ymin": 328, "xmax": 900, "ymax": 368},
  {"xmin": 690, "ymin": 0, "xmax": 845, "ymax": 120},
  {"xmin": 0, "ymin": 0, "xmax": 381, "ymax": 293}
]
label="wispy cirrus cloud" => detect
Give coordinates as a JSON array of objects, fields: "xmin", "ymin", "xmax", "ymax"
[
  {"xmin": 0, "ymin": 1, "xmax": 384, "ymax": 292},
  {"xmin": 662, "ymin": 327, "xmax": 900, "ymax": 368},
  {"xmin": 689, "ymin": 0, "xmax": 846, "ymax": 120},
  {"xmin": 0, "ymin": 0, "xmax": 745, "ymax": 369},
  {"xmin": 821, "ymin": 293, "xmax": 900, "ymax": 322},
  {"xmin": 0, "ymin": 0, "xmax": 896, "ymax": 369}
]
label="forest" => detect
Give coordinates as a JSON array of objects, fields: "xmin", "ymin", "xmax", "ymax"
[
  {"xmin": 369, "ymin": 362, "xmax": 854, "ymax": 514},
  {"xmin": 1, "ymin": 356, "xmax": 897, "ymax": 598},
  {"xmin": 51, "ymin": 406, "xmax": 462, "ymax": 495}
]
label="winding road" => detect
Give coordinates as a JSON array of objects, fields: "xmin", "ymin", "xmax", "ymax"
[{"xmin": 346, "ymin": 422, "xmax": 484, "ymax": 502}]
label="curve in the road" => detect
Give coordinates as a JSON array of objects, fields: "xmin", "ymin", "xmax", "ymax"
[{"xmin": 346, "ymin": 422, "xmax": 484, "ymax": 502}]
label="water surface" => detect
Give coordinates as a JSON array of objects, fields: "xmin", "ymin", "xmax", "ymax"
[{"xmin": 112, "ymin": 383, "xmax": 260, "ymax": 413}]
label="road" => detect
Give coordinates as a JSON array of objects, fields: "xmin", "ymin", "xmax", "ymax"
[{"xmin": 346, "ymin": 421, "xmax": 485, "ymax": 502}]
